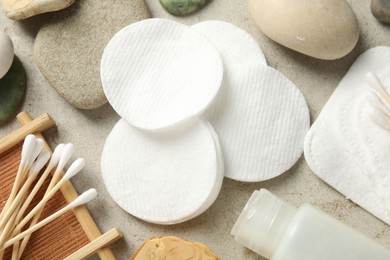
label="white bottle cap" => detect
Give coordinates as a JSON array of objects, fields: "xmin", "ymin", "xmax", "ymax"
[{"xmin": 231, "ymin": 189, "xmax": 296, "ymax": 259}]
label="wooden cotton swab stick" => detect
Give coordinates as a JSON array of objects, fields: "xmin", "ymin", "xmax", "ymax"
[
  {"xmin": 366, "ymin": 72, "xmax": 390, "ymax": 104},
  {"xmin": 0, "ymin": 151, "xmax": 50, "ymax": 260},
  {"xmin": 0, "ymin": 135, "xmax": 40, "ymax": 259},
  {"xmin": 13, "ymin": 157, "xmax": 85, "ymax": 234},
  {"xmin": 15, "ymin": 143, "xmax": 74, "ymax": 259},
  {"xmin": 0, "ymin": 146, "xmax": 48, "ymax": 259},
  {"xmin": 12, "ymin": 144, "xmax": 65, "ymax": 228},
  {"xmin": 0, "ymin": 151, "xmax": 50, "ymax": 240},
  {"xmin": 0, "ymin": 135, "xmax": 36, "ymax": 222},
  {"xmin": 0, "ymin": 189, "xmax": 98, "ymax": 251},
  {"xmin": 11, "ymin": 138, "xmax": 45, "ymax": 208},
  {"xmin": 11, "ymin": 144, "xmax": 66, "ymax": 259},
  {"xmin": 27, "ymin": 139, "xmax": 45, "ymax": 168},
  {"xmin": 366, "ymin": 89, "xmax": 390, "ymax": 116},
  {"xmin": 366, "ymin": 72, "xmax": 390, "ymax": 131},
  {"xmin": 48, "ymin": 143, "xmax": 75, "ymax": 185},
  {"xmin": 367, "ymin": 106, "xmax": 390, "ymax": 130}
]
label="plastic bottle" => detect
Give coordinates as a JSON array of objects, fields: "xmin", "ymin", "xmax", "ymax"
[{"xmin": 231, "ymin": 189, "xmax": 390, "ymax": 260}]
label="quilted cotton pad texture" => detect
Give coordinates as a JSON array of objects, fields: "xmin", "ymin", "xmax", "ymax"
[
  {"xmin": 191, "ymin": 20, "xmax": 266, "ymax": 66},
  {"xmin": 101, "ymin": 117, "xmax": 223, "ymax": 224},
  {"xmin": 304, "ymin": 47, "xmax": 390, "ymax": 225},
  {"xmin": 100, "ymin": 18, "xmax": 223, "ymax": 131},
  {"xmin": 206, "ymin": 64, "xmax": 310, "ymax": 182}
]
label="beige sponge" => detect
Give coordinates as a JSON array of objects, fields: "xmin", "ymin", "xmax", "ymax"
[{"xmin": 131, "ymin": 236, "xmax": 220, "ymax": 260}]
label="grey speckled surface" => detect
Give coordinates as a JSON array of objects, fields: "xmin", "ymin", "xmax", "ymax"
[{"xmin": 0, "ymin": 0, "xmax": 390, "ymax": 259}]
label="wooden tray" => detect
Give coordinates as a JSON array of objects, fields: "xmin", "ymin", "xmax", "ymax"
[{"xmin": 0, "ymin": 112, "xmax": 121, "ymax": 259}]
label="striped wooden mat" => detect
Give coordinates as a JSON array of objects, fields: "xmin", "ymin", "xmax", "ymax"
[{"xmin": 0, "ymin": 143, "xmax": 90, "ymax": 259}]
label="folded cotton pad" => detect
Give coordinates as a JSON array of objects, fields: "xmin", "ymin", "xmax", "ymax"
[
  {"xmin": 206, "ymin": 63, "xmax": 310, "ymax": 182},
  {"xmin": 101, "ymin": 117, "xmax": 223, "ymax": 224},
  {"xmin": 304, "ymin": 47, "xmax": 390, "ymax": 225},
  {"xmin": 192, "ymin": 20, "xmax": 266, "ymax": 66},
  {"xmin": 100, "ymin": 18, "xmax": 223, "ymax": 131}
]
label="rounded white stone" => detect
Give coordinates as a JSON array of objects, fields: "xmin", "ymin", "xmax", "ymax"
[
  {"xmin": 101, "ymin": 18, "xmax": 223, "ymax": 131},
  {"xmin": 0, "ymin": 31, "xmax": 14, "ymax": 79},
  {"xmin": 249, "ymin": 0, "xmax": 359, "ymax": 60},
  {"xmin": 101, "ymin": 117, "xmax": 223, "ymax": 224}
]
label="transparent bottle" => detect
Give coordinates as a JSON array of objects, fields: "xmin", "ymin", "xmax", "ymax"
[{"xmin": 231, "ymin": 189, "xmax": 390, "ymax": 260}]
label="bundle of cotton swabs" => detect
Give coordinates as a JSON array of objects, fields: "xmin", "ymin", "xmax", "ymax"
[
  {"xmin": 0, "ymin": 134, "xmax": 97, "ymax": 259},
  {"xmin": 366, "ymin": 72, "xmax": 390, "ymax": 130}
]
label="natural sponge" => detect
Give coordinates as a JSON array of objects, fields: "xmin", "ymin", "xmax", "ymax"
[{"xmin": 130, "ymin": 236, "xmax": 220, "ymax": 260}]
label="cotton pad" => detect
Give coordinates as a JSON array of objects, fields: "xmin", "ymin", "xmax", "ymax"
[
  {"xmin": 100, "ymin": 18, "xmax": 223, "ymax": 131},
  {"xmin": 192, "ymin": 20, "xmax": 266, "ymax": 66},
  {"xmin": 206, "ymin": 63, "xmax": 310, "ymax": 182},
  {"xmin": 304, "ymin": 47, "xmax": 390, "ymax": 225},
  {"xmin": 101, "ymin": 117, "xmax": 223, "ymax": 224}
]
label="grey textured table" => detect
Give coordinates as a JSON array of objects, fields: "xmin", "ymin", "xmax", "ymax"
[{"xmin": 0, "ymin": 0, "xmax": 389, "ymax": 259}]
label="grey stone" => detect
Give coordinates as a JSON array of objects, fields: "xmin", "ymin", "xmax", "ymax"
[
  {"xmin": 0, "ymin": 56, "xmax": 26, "ymax": 125},
  {"xmin": 34, "ymin": 0, "xmax": 150, "ymax": 109},
  {"xmin": 371, "ymin": 0, "xmax": 390, "ymax": 23}
]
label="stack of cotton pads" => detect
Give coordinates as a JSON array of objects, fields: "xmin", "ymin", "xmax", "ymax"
[
  {"xmin": 305, "ymin": 47, "xmax": 390, "ymax": 225},
  {"xmin": 193, "ymin": 21, "xmax": 309, "ymax": 182},
  {"xmin": 100, "ymin": 18, "xmax": 309, "ymax": 224}
]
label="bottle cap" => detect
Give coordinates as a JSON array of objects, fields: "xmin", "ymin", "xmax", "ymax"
[{"xmin": 231, "ymin": 189, "xmax": 296, "ymax": 259}]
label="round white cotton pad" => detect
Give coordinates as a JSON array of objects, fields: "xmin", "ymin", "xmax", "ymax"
[
  {"xmin": 101, "ymin": 18, "xmax": 223, "ymax": 131},
  {"xmin": 192, "ymin": 20, "xmax": 266, "ymax": 66},
  {"xmin": 101, "ymin": 117, "xmax": 223, "ymax": 224},
  {"xmin": 206, "ymin": 64, "xmax": 309, "ymax": 182}
]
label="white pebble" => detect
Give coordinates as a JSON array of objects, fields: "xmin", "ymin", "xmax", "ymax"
[{"xmin": 0, "ymin": 31, "xmax": 14, "ymax": 79}]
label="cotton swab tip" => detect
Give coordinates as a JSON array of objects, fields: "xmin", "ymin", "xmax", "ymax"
[
  {"xmin": 47, "ymin": 143, "xmax": 65, "ymax": 169},
  {"xmin": 366, "ymin": 90, "xmax": 390, "ymax": 116},
  {"xmin": 366, "ymin": 72, "xmax": 387, "ymax": 95},
  {"xmin": 27, "ymin": 138, "xmax": 45, "ymax": 167},
  {"xmin": 63, "ymin": 158, "xmax": 85, "ymax": 180},
  {"xmin": 29, "ymin": 151, "xmax": 51, "ymax": 176},
  {"xmin": 21, "ymin": 135, "xmax": 36, "ymax": 165},
  {"xmin": 368, "ymin": 106, "xmax": 390, "ymax": 130},
  {"xmin": 56, "ymin": 143, "xmax": 75, "ymax": 172},
  {"xmin": 68, "ymin": 188, "xmax": 97, "ymax": 208}
]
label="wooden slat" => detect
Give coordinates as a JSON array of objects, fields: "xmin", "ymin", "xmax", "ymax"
[
  {"xmin": 16, "ymin": 112, "xmax": 117, "ymax": 260},
  {"xmin": 65, "ymin": 228, "xmax": 122, "ymax": 260},
  {"xmin": 0, "ymin": 143, "xmax": 90, "ymax": 259},
  {"xmin": 0, "ymin": 113, "xmax": 54, "ymax": 154}
]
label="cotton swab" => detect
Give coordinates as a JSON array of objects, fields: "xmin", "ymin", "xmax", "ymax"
[
  {"xmin": 26, "ymin": 139, "xmax": 45, "ymax": 168},
  {"xmin": 0, "ymin": 151, "xmax": 50, "ymax": 234},
  {"xmin": 366, "ymin": 72, "xmax": 390, "ymax": 131},
  {"xmin": 16, "ymin": 143, "xmax": 77, "ymax": 259},
  {"xmin": 0, "ymin": 149, "xmax": 50, "ymax": 260},
  {"xmin": 0, "ymin": 135, "xmax": 37, "ymax": 260},
  {"xmin": 0, "ymin": 189, "xmax": 98, "ymax": 251},
  {"xmin": 366, "ymin": 90, "xmax": 390, "ymax": 116},
  {"xmin": 366, "ymin": 72, "xmax": 390, "ymax": 104},
  {"xmin": 50, "ymin": 143, "xmax": 74, "ymax": 185},
  {"xmin": 0, "ymin": 137, "xmax": 95, "ymax": 257},
  {"xmin": 368, "ymin": 106, "xmax": 390, "ymax": 130},
  {"xmin": 16, "ymin": 143, "xmax": 74, "ymax": 259},
  {"xmin": 13, "ymin": 144, "xmax": 65, "ymax": 228},
  {"xmin": 20, "ymin": 135, "xmax": 37, "ymax": 167},
  {"xmin": 14, "ymin": 158, "xmax": 85, "ymax": 233},
  {"xmin": 12, "ymin": 144, "xmax": 66, "ymax": 258},
  {"xmin": 0, "ymin": 135, "xmax": 37, "ymax": 222}
]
